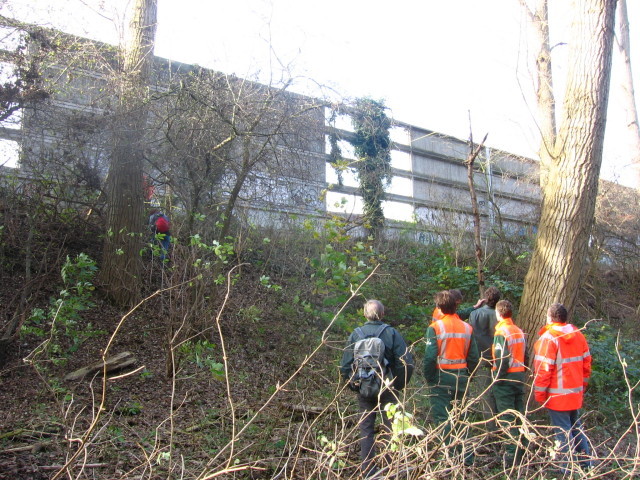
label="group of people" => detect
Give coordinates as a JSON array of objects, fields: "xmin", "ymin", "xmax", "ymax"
[{"xmin": 340, "ymin": 289, "xmax": 592, "ymax": 478}]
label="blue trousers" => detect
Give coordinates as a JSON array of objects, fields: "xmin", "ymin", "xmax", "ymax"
[
  {"xmin": 153, "ymin": 233, "xmax": 171, "ymax": 261},
  {"xmin": 546, "ymin": 408, "xmax": 591, "ymax": 471}
]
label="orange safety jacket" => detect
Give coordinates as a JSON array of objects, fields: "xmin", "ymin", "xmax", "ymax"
[
  {"xmin": 432, "ymin": 314, "xmax": 474, "ymax": 370},
  {"xmin": 492, "ymin": 318, "xmax": 526, "ymax": 374},
  {"xmin": 432, "ymin": 307, "xmax": 444, "ymax": 321},
  {"xmin": 534, "ymin": 322, "xmax": 591, "ymax": 411}
]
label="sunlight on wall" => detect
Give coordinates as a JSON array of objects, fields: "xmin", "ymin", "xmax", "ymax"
[
  {"xmin": 326, "ymin": 190, "xmax": 363, "ymax": 215},
  {"xmin": 326, "ymin": 162, "xmax": 359, "ymax": 188},
  {"xmin": 0, "ymin": 139, "xmax": 20, "ymax": 168},
  {"xmin": 325, "ymin": 109, "xmax": 354, "ymax": 132},
  {"xmin": 0, "ymin": 108, "xmax": 22, "ymax": 131},
  {"xmin": 383, "ymin": 200, "xmax": 414, "ymax": 222},
  {"xmin": 390, "ymin": 149, "xmax": 411, "ymax": 171},
  {"xmin": 390, "ymin": 126, "xmax": 408, "ymax": 146},
  {"xmin": 326, "ymin": 184, "xmax": 416, "ymax": 223},
  {"xmin": 324, "ymin": 135, "xmax": 355, "ymax": 160},
  {"xmin": 0, "ymin": 27, "xmax": 23, "ymax": 51},
  {"xmin": 387, "ymin": 175, "xmax": 413, "ymax": 196}
]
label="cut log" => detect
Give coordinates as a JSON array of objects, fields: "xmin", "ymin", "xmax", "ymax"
[{"xmin": 64, "ymin": 352, "xmax": 136, "ymax": 381}]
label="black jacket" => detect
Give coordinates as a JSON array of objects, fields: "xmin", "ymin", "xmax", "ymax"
[{"xmin": 340, "ymin": 321, "xmax": 414, "ymax": 391}]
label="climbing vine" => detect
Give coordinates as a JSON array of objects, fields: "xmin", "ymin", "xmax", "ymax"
[{"xmin": 351, "ymin": 98, "xmax": 392, "ymax": 239}]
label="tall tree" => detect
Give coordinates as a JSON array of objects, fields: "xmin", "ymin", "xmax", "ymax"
[
  {"xmin": 615, "ymin": 0, "xmax": 640, "ymax": 187},
  {"xmin": 517, "ymin": 0, "xmax": 617, "ymax": 338},
  {"xmin": 98, "ymin": 0, "xmax": 158, "ymax": 307}
]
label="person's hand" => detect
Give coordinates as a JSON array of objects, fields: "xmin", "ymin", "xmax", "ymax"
[{"xmin": 473, "ymin": 298, "xmax": 486, "ymax": 308}]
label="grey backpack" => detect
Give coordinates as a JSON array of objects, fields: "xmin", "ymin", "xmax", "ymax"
[{"xmin": 350, "ymin": 324, "xmax": 391, "ymax": 399}]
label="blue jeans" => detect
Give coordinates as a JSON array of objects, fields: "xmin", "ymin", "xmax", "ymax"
[{"xmin": 546, "ymin": 409, "xmax": 591, "ymax": 471}]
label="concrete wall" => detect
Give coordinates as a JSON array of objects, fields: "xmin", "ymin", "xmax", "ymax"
[{"xmin": 0, "ymin": 31, "xmax": 542, "ymax": 242}]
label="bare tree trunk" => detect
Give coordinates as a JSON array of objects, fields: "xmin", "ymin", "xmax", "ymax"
[
  {"xmin": 518, "ymin": 0, "xmax": 617, "ymax": 342},
  {"xmin": 465, "ymin": 131, "xmax": 488, "ymax": 297},
  {"xmin": 531, "ymin": 0, "xmax": 557, "ymax": 190},
  {"xmin": 99, "ymin": 0, "xmax": 158, "ymax": 307},
  {"xmin": 615, "ymin": 0, "xmax": 640, "ymax": 187}
]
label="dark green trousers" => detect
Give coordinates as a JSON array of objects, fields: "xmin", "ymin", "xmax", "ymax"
[
  {"xmin": 492, "ymin": 374, "xmax": 527, "ymax": 461},
  {"xmin": 428, "ymin": 370, "xmax": 474, "ymax": 465}
]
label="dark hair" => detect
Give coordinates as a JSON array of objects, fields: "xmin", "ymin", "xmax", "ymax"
[
  {"xmin": 484, "ymin": 287, "xmax": 501, "ymax": 308},
  {"xmin": 449, "ymin": 289, "xmax": 463, "ymax": 303},
  {"xmin": 547, "ymin": 303, "xmax": 568, "ymax": 323},
  {"xmin": 434, "ymin": 290, "xmax": 457, "ymax": 315},
  {"xmin": 496, "ymin": 300, "xmax": 513, "ymax": 319}
]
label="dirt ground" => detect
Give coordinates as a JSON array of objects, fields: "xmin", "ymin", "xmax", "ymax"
[{"xmin": 0, "ymin": 266, "xmax": 344, "ymax": 480}]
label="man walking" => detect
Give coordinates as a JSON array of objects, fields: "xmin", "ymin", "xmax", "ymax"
[
  {"xmin": 340, "ymin": 300, "xmax": 414, "ymax": 478},
  {"xmin": 424, "ymin": 290, "xmax": 479, "ymax": 465},
  {"xmin": 491, "ymin": 299, "xmax": 527, "ymax": 466},
  {"xmin": 534, "ymin": 302, "xmax": 592, "ymax": 473}
]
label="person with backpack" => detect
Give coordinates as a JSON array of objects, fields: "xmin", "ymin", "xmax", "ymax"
[
  {"xmin": 424, "ymin": 290, "xmax": 480, "ymax": 466},
  {"xmin": 149, "ymin": 209, "xmax": 171, "ymax": 261},
  {"xmin": 340, "ymin": 299, "xmax": 414, "ymax": 478}
]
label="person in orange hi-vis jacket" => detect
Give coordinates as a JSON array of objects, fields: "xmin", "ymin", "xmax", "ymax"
[
  {"xmin": 431, "ymin": 289, "xmax": 484, "ymax": 321},
  {"xmin": 534, "ymin": 303, "xmax": 593, "ymax": 473},
  {"xmin": 491, "ymin": 300, "xmax": 528, "ymax": 467},
  {"xmin": 424, "ymin": 290, "xmax": 479, "ymax": 466}
]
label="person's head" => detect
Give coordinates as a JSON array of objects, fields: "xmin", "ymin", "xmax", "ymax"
[
  {"xmin": 363, "ymin": 300, "xmax": 385, "ymax": 321},
  {"xmin": 434, "ymin": 290, "xmax": 457, "ymax": 315},
  {"xmin": 495, "ymin": 299, "xmax": 513, "ymax": 320},
  {"xmin": 547, "ymin": 303, "xmax": 568, "ymax": 324},
  {"xmin": 484, "ymin": 286, "xmax": 501, "ymax": 308},
  {"xmin": 449, "ymin": 289, "xmax": 463, "ymax": 306}
]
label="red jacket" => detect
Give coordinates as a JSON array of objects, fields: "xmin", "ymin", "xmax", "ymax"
[{"xmin": 534, "ymin": 322, "xmax": 591, "ymax": 410}]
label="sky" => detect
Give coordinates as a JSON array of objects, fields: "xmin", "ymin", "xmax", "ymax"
[{"xmin": 1, "ymin": 0, "xmax": 639, "ymax": 186}]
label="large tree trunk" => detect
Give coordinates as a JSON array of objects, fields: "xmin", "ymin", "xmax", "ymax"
[
  {"xmin": 518, "ymin": 0, "xmax": 617, "ymax": 341},
  {"xmin": 99, "ymin": 0, "xmax": 158, "ymax": 307},
  {"xmin": 615, "ymin": 0, "xmax": 640, "ymax": 187}
]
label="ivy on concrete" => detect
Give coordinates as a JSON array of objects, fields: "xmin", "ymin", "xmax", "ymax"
[{"xmin": 351, "ymin": 98, "xmax": 392, "ymax": 239}]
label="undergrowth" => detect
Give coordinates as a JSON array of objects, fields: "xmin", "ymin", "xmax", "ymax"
[{"xmin": 3, "ymin": 212, "xmax": 640, "ymax": 479}]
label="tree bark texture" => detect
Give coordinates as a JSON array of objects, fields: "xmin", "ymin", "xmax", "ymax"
[
  {"xmin": 99, "ymin": 0, "xmax": 158, "ymax": 307},
  {"xmin": 518, "ymin": 0, "xmax": 617, "ymax": 341}
]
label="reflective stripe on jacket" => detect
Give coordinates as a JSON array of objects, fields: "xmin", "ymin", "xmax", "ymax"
[
  {"xmin": 533, "ymin": 322, "xmax": 591, "ymax": 411},
  {"xmin": 492, "ymin": 318, "xmax": 526, "ymax": 374},
  {"xmin": 432, "ymin": 314, "xmax": 474, "ymax": 370}
]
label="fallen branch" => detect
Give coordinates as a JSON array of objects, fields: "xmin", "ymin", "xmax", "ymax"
[
  {"xmin": 64, "ymin": 351, "xmax": 136, "ymax": 381},
  {"xmin": 284, "ymin": 403, "xmax": 327, "ymax": 417},
  {"xmin": 41, "ymin": 463, "xmax": 108, "ymax": 470}
]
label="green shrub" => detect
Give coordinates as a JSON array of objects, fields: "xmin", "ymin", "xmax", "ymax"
[
  {"xmin": 22, "ymin": 253, "xmax": 104, "ymax": 360},
  {"xmin": 584, "ymin": 321, "xmax": 640, "ymax": 420}
]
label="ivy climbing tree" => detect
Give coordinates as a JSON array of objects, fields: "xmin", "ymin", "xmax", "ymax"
[{"xmin": 350, "ymin": 98, "xmax": 392, "ymax": 240}]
